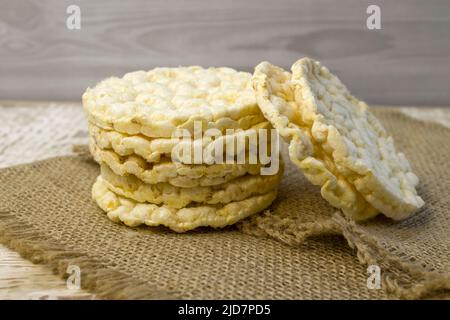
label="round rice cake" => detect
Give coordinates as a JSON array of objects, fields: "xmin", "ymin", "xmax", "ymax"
[
  {"xmin": 92, "ymin": 175, "xmax": 278, "ymax": 232},
  {"xmin": 290, "ymin": 58, "xmax": 423, "ymax": 219},
  {"xmin": 100, "ymin": 162, "xmax": 283, "ymax": 208},
  {"xmin": 90, "ymin": 142, "xmax": 265, "ymax": 188},
  {"xmin": 253, "ymin": 61, "xmax": 375, "ymax": 220},
  {"xmin": 83, "ymin": 66, "xmax": 266, "ymax": 138},
  {"xmin": 253, "ymin": 58, "xmax": 424, "ymax": 221},
  {"xmin": 89, "ymin": 121, "xmax": 272, "ymax": 164}
]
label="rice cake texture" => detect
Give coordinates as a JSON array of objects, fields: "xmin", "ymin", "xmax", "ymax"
[
  {"xmin": 89, "ymin": 121, "xmax": 272, "ymax": 164},
  {"xmin": 83, "ymin": 66, "xmax": 265, "ymax": 138},
  {"xmin": 253, "ymin": 58, "xmax": 424, "ymax": 220},
  {"xmin": 90, "ymin": 142, "xmax": 265, "ymax": 188},
  {"xmin": 92, "ymin": 176, "xmax": 278, "ymax": 232},
  {"xmin": 100, "ymin": 163, "xmax": 283, "ymax": 209}
]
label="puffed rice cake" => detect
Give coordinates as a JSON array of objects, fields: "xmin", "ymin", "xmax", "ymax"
[
  {"xmin": 89, "ymin": 121, "xmax": 272, "ymax": 164},
  {"xmin": 253, "ymin": 58, "xmax": 424, "ymax": 221},
  {"xmin": 90, "ymin": 141, "xmax": 266, "ymax": 188},
  {"xmin": 100, "ymin": 162, "xmax": 283, "ymax": 209},
  {"xmin": 83, "ymin": 66, "xmax": 266, "ymax": 138},
  {"xmin": 92, "ymin": 175, "xmax": 279, "ymax": 232}
]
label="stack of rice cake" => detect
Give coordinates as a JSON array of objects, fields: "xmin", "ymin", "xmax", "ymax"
[{"xmin": 83, "ymin": 66, "xmax": 282, "ymax": 232}]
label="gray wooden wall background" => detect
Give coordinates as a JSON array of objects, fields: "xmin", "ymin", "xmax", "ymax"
[{"xmin": 0, "ymin": 0, "xmax": 449, "ymax": 105}]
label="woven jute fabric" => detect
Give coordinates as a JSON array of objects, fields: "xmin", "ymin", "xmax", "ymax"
[{"xmin": 0, "ymin": 109, "xmax": 448, "ymax": 299}]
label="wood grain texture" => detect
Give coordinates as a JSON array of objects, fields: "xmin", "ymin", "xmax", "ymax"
[
  {"xmin": 0, "ymin": 101, "xmax": 448, "ymax": 299},
  {"xmin": 0, "ymin": 246, "xmax": 95, "ymax": 300},
  {"xmin": 0, "ymin": 0, "xmax": 449, "ymax": 105}
]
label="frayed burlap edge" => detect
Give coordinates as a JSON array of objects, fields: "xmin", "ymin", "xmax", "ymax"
[
  {"xmin": 333, "ymin": 213, "xmax": 450, "ymax": 299},
  {"xmin": 238, "ymin": 212, "xmax": 341, "ymax": 247},
  {"xmin": 0, "ymin": 208, "xmax": 178, "ymax": 300},
  {"xmin": 239, "ymin": 211, "xmax": 450, "ymax": 299}
]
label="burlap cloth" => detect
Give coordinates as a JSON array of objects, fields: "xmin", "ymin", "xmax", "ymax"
[{"xmin": 0, "ymin": 107, "xmax": 449, "ymax": 299}]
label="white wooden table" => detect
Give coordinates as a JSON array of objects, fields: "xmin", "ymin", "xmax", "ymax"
[{"xmin": 0, "ymin": 101, "xmax": 449, "ymax": 299}]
